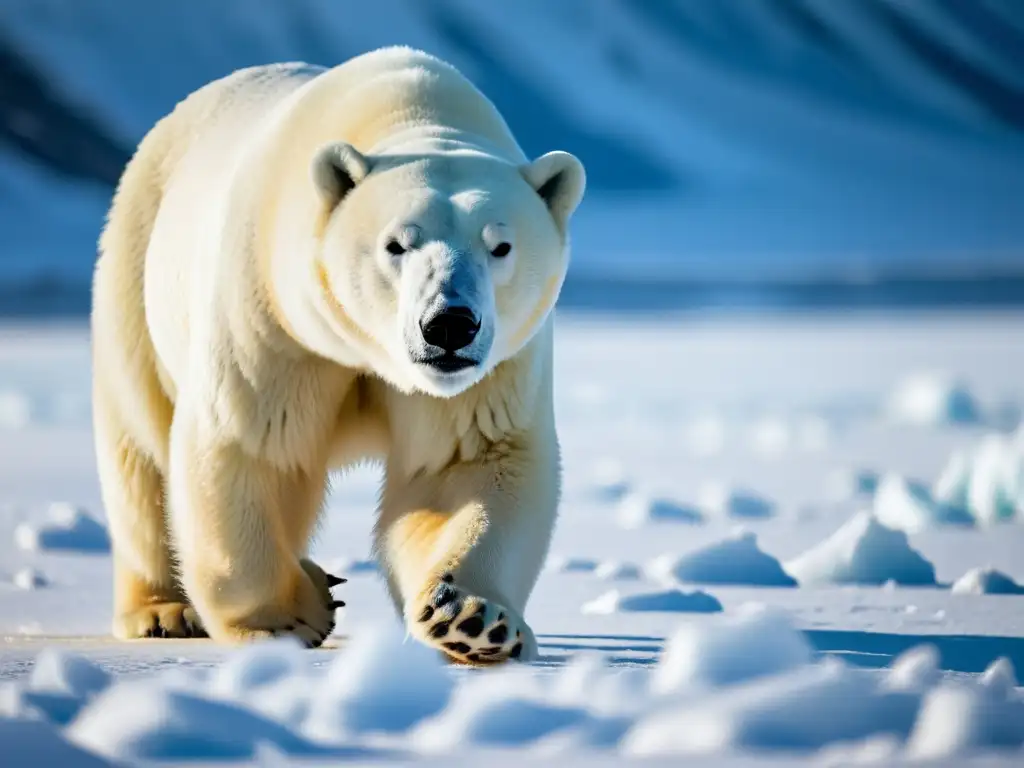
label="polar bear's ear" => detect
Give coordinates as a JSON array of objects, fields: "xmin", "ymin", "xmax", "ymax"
[
  {"xmin": 312, "ymin": 142, "xmax": 372, "ymax": 207},
  {"xmin": 520, "ymin": 151, "xmax": 586, "ymax": 230}
]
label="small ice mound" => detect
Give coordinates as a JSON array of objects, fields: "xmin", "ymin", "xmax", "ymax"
[
  {"xmin": 824, "ymin": 467, "xmax": 879, "ymax": 501},
  {"xmin": 887, "ymin": 372, "xmax": 980, "ymax": 426},
  {"xmin": 14, "ymin": 503, "xmax": 110, "ymax": 553},
  {"xmin": 207, "ymin": 639, "xmax": 311, "ymax": 727},
  {"xmin": 697, "ymin": 482, "xmax": 774, "ymax": 520},
  {"xmin": 582, "ymin": 458, "xmax": 631, "ymax": 502},
  {"xmin": 646, "ymin": 531, "xmax": 796, "ymax": 587},
  {"xmin": 979, "ymin": 657, "xmax": 1018, "ymax": 699},
  {"xmin": 628, "ymin": 659, "xmax": 900, "ymax": 755},
  {"xmin": 303, "ymin": 623, "xmax": 454, "ymax": 740},
  {"xmin": 593, "ymin": 560, "xmax": 642, "ymax": 581},
  {"xmin": 23, "ymin": 650, "xmax": 112, "ymax": 725},
  {"xmin": 872, "ymin": 473, "xmax": 973, "ymax": 533},
  {"xmin": 615, "ymin": 491, "xmax": 702, "ymax": 529},
  {"xmin": 906, "ymin": 684, "xmax": 1024, "ymax": 758},
  {"xmin": 546, "ymin": 555, "xmax": 599, "ymax": 574},
  {"xmin": 581, "ymin": 588, "xmax": 722, "ymax": 615},
  {"xmin": 932, "ymin": 448, "xmax": 972, "ymax": 510},
  {"xmin": 411, "ymin": 671, "xmax": 587, "ymax": 752},
  {"xmin": 947, "ymin": 433, "xmax": 1024, "ymax": 526},
  {"xmin": 67, "ymin": 680, "xmax": 323, "ymax": 762},
  {"xmin": 784, "ymin": 512, "xmax": 936, "ymax": 587},
  {"xmin": 651, "ymin": 603, "xmax": 812, "ymax": 694},
  {"xmin": 950, "ymin": 566, "xmax": 1024, "ymax": 595},
  {"xmin": 13, "ymin": 567, "xmax": 47, "ymax": 590},
  {"xmin": 883, "ymin": 645, "xmax": 940, "ymax": 692},
  {"xmin": 0, "ymin": 720, "xmax": 112, "ymax": 767},
  {"xmin": 0, "ymin": 389, "xmax": 32, "ymax": 429}
]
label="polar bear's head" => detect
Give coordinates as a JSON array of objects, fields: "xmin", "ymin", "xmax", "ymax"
[{"xmin": 309, "ymin": 143, "xmax": 585, "ymax": 397}]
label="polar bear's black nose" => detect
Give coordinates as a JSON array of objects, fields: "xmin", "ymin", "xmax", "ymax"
[{"xmin": 421, "ymin": 306, "xmax": 480, "ymax": 353}]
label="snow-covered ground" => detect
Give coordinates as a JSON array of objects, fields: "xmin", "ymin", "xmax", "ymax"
[{"xmin": 2, "ymin": 310, "xmax": 1024, "ymax": 765}]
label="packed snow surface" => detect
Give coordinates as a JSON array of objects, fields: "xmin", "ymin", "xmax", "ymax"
[{"xmin": 3, "ymin": 315, "xmax": 1024, "ymax": 766}]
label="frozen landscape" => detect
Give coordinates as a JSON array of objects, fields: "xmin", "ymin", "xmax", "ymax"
[
  {"xmin": 2, "ymin": 0, "xmax": 1024, "ymax": 764},
  {"xmin": 2, "ymin": 312, "xmax": 1024, "ymax": 765}
]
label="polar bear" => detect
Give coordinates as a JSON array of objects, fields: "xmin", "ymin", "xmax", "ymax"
[{"xmin": 90, "ymin": 46, "xmax": 584, "ymax": 664}]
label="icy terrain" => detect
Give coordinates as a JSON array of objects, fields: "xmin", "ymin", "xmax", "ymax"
[{"xmin": 2, "ymin": 312, "xmax": 1024, "ymax": 765}]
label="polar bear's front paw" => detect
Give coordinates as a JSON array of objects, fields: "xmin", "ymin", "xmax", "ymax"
[
  {"xmin": 204, "ymin": 561, "xmax": 346, "ymax": 649},
  {"xmin": 409, "ymin": 573, "xmax": 533, "ymax": 666},
  {"xmin": 113, "ymin": 602, "xmax": 207, "ymax": 639}
]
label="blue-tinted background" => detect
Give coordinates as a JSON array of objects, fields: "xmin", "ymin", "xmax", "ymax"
[{"xmin": 1, "ymin": 0, "xmax": 1023, "ymax": 315}]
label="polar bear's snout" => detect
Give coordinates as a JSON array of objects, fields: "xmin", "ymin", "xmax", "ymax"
[{"xmin": 420, "ymin": 305, "xmax": 480, "ymax": 354}]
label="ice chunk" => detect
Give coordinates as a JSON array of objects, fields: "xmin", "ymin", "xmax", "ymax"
[
  {"xmin": 615, "ymin": 491, "xmax": 702, "ymax": 529},
  {"xmin": 784, "ymin": 512, "xmax": 936, "ymax": 586},
  {"xmin": 906, "ymin": 685, "xmax": 1024, "ymax": 758},
  {"xmin": 303, "ymin": 623, "xmax": 454, "ymax": 740},
  {"xmin": 14, "ymin": 503, "xmax": 110, "ymax": 553},
  {"xmin": 593, "ymin": 560, "xmax": 642, "ymax": 581},
  {"xmin": 0, "ymin": 720, "xmax": 112, "ymax": 767},
  {"xmin": 951, "ymin": 566, "xmax": 1024, "ymax": 595},
  {"xmin": 12, "ymin": 567, "xmax": 47, "ymax": 589},
  {"xmin": 697, "ymin": 482, "xmax": 774, "ymax": 520},
  {"xmin": 872, "ymin": 473, "xmax": 972, "ymax": 533},
  {"xmin": 651, "ymin": 603, "xmax": 812, "ymax": 694},
  {"xmin": 67, "ymin": 680, "xmax": 325, "ymax": 762},
  {"xmin": 887, "ymin": 373, "xmax": 980, "ymax": 426},
  {"xmin": 412, "ymin": 670, "xmax": 586, "ymax": 751},
  {"xmin": 581, "ymin": 588, "xmax": 722, "ymax": 615},
  {"xmin": 546, "ymin": 555, "xmax": 599, "ymax": 574},
  {"xmin": 630, "ymin": 659, "xmax": 915, "ymax": 754},
  {"xmin": 646, "ymin": 530, "xmax": 796, "ymax": 587}
]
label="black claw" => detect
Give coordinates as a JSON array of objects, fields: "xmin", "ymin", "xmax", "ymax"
[
  {"xmin": 466, "ymin": 652, "xmax": 482, "ymax": 663},
  {"xmin": 328, "ymin": 600, "xmax": 346, "ymax": 610},
  {"xmin": 510, "ymin": 642, "xmax": 523, "ymax": 659},
  {"xmin": 442, "ymin": 573, "xmax": 454, "ymax": 583},
  {"xmin": 326, "ymin": 573, "xmax": 347, "ymax": 587}
]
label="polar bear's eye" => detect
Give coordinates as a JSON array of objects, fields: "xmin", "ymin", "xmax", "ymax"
[
  {"xmin": 490, "ymin": 242, "xmax": 512, "ymax": 258},
  {"xmin": 385, "ymin": 239, "xmax": 407, "ymax": 256}
]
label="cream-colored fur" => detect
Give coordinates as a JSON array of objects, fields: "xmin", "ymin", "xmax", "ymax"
[{"xmin": 91, "ymin": 47, "xmax": 584, "ymax": 661}]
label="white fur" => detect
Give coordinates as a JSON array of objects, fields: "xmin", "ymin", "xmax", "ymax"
[{"xmin": 90, "ymin": 47, "xmax": 585, "ymax": 658}]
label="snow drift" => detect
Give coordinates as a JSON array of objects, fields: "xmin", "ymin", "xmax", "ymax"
[{"xmin": 4, "ymin": 609, "xmax": 1020, "ymax": 762}]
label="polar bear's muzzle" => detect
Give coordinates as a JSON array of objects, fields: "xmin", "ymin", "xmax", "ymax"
[{"xmin": 418, "ymin": 305, "xmax": 481, "ymax": 371}]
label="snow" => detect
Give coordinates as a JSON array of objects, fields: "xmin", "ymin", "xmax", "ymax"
[
  {"xmin": 650, "ymin": 604, "xmax": 813, "ymax": 693},
  {"xmin": 696, "ymin": 482, "xmax": 775, "ymax": 520},
  {"xmin": 784, "ymin": 512, "xmax": 937, "ymax": 587},
  {"xmin": 872, "ymin": 472, "xmax": 974, "ymax": 533},
  {"xmin": 887, "ymin": 373, "xmax": 982, "ymax": 427},
  {"xmin": 581, "ymin": 588, "xmax": 722, "ymax": 615},
  {"xmin": 951, "ymin": 567, "xmax": 1024, "ymax": 596},
  {"xmin": 14, "ymin": 503, "xmax": 110, "ymax": 553},
  {"xmin": 615, "ymin": 491, "xmax": 702, "ymax": 529},
  {"xmin": 934, "ymin": 432, "xmax": 1024, "ymax": 526},
  {"xmin": 646, "ymin": 531, "xmax": 797, "ymax": 587},
  {"xmin": 4, "ymin": 315, "xmax": 1024, "ymax": 766}
]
